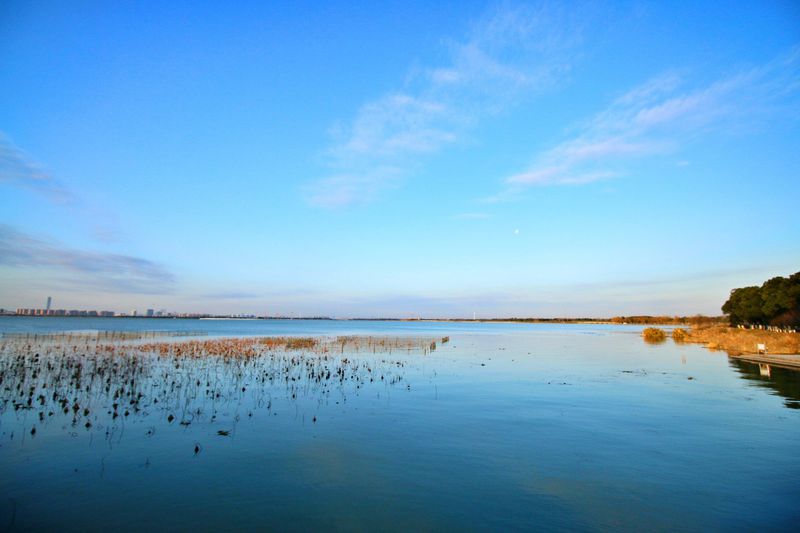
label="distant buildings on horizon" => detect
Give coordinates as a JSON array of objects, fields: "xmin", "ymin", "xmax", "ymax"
[
  {"xmin": 4, "ymin": 296, "xmax": 263, "ymax": 319},
  {"xmin": 8, "ymin": 308, "xmax": 300, "ymax": 319},
  {"xmin": 15, "ymin": 308, "xmax": 116, "ymax": 317},
  {"xmin": 10, "ymin": 296, "xmax": 180, "ymax": 318},
  {"xmin": 0, "ymin": 296, "xmax": 320, "ymax": 320},
  {"xmin": 10, "ymin": 307, "xmax": 253, "ymax": 318}
]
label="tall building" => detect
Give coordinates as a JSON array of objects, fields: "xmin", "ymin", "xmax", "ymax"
[
  {"xmin": 46, "ymin": 296, "xmax": 52, "ymax": 311},
  {"xmin": 146, "ymin": 308, "xmax": 154, "ymax": 317}
]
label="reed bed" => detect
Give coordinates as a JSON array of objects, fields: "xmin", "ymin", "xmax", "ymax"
[
  {"xmin": 682, "ymin": 326, "xmax": 800, "ymax": 355},
  {"xmin": 0, "ymin": 335, "xmax": 441, "ymax": 447},
  {"xmin": 136, "ymin": 336, "xmax": 439, "ymax": 358}
]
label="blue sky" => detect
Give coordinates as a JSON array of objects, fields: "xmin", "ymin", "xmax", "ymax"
[{"xmin": 1, "ymin": 1, "xmax": 799, "ymax": 317}]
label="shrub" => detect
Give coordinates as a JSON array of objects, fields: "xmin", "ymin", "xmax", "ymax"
[
  {"xmin": 642, "ymin": 327, "xmax": 666, "ymax": 343},
  {"xmin": 672, "ymin": 328, "xmax": 688, "ymax": 342}
]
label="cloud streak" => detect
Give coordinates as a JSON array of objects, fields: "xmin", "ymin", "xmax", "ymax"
[
  {"xmin": 0, "ymin": 133, "xmax": 76, "ymax": 203},
  {"xmin": 0, "ymin": 225, "xmax": 175, "ymax": 294},
  {"xmin": 307, "ymin": 3, "xmax": 586, "ymax": 207},
  {"xmin": 0, "ymin": 132, "xmax": 128, "ymax": 243},
  {"xmin": 499, "ymin": 47, "xmax": 800, "ymax": 192}
]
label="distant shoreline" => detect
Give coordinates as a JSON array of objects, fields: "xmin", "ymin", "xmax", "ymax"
[{"xmin": 1, "ymin": 314, "xmax": 725, "ymax": 326}]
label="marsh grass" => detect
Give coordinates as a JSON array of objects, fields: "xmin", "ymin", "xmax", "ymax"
[
  {"xmin": 282, "ymin": 337, "xmax": 318, "ymax": 351},
  {"xmin": 683, "ymin": 326, "xmax": 800, "ymax": 355},
  {"xmin": 0, "ymin": 334, "xmax": 441, "ymax": 447},
  {"xmin": 672, "ymin": 328, "xmax": 688, "ymax": 342},
  {"xmin": 642, "ymin": 328, "xmax": 667, "ymax": 343}
]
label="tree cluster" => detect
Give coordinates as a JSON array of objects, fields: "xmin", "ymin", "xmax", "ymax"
[{"xmin": 722, "ymin": 272, "xmax": 800, "ymax": 326}]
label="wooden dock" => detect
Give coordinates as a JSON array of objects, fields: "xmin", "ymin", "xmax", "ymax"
[{"xmin": 730, "ymin": 353, "xmax": 800, "ymax": 371}]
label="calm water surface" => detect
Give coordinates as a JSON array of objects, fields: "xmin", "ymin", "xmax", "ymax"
[{"xmin": 1, "ymin": 317, "xmax": 798, "ymax": 531}]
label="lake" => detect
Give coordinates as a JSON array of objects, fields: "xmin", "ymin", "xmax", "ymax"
[{"xmin": 1, "ymin": 317, "xmax": 798, "ymax": 531}]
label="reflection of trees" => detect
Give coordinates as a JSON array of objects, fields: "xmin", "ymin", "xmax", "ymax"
[{"xmin": 729, "ymin": 358, "xmax": 800, "ymax": 409}]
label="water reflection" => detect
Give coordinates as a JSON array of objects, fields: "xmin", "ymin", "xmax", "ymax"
[
  {"xmin": 2, "ymin": 326, "xmax": 799, "ymax": 531},
  {"xmin": 729, "ymin": 358, "xmax": 800, "ymax": 409}
]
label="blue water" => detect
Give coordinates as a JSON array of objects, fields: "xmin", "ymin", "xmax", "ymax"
[
  {"xmin": 0, "ymin": 316, "xmax": 646, "ymax": 337},
  {"xmin": 1, "ymin": 317, "xmax": 798, "ymax": 531}
]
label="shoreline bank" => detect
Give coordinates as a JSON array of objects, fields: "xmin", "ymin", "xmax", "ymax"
[{"xmin": 680, "ymin": 326, "xmax": 800, "ymax": 356}]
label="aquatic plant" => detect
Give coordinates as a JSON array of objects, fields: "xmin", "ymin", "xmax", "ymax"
[{"xmin": 0, "ymin": 334, "xmax": 442, "ymax": 446}]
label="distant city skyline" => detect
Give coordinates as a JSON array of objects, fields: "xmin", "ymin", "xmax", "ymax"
[{"xmin": 1, "ymin": 1, "xmax": 799, "ymax": 317}]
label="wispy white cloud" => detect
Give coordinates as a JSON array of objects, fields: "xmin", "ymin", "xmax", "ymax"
[
  {"xmin": 306, "ymin": 167, "xmax": 402, "ymax": 208},
  {"xmin": 307, "ymin": 3, "xmax": 586, "ymax": 207},
  {"xmin": 499, "ymin": 47, "xmax": 800, "ymax": 193},
  {"xmin": 0, "ymin": 133, "xmax": 75, "ymax": 204},
  {"xmin": 328, "ymin": 95, "xmax": 454, "ymax": 161},
  {"xmin": 0, "ymin": 132, "xmax": 127, "ymax": 243},
  {"xmin": 0, "ymin": 225, "xmax": 175, "ymax": 294}
]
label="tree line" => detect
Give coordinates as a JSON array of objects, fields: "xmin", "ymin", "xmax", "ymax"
[
  {"xmin": 609, "ymin": 315, "xmax": 723, "ymax": 325},
  {"xmin": 722, "ymin": 271, "xmax": 800, "ymax": 327}
]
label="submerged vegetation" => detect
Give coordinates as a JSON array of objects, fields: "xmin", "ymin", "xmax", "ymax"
[{"xmin": 0, "ymin": 335, "xmax": 439, "ymax": 446}]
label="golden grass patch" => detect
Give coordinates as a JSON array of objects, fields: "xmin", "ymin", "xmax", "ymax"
[{"xmin": 642, "ymin": 327, "xmax": 667, "ymax": 343}]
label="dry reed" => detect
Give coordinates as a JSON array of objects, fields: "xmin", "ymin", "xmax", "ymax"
[
  {"xmin": 682, "ymin": 326, "xmax": 800, "ymax": 355},
  {"xmin": 642, "ymin": 327, "xmax": 666, "ymax": 343},
  {"xmin": 0, "ymin": 334, "xmax": 443, "ymax": 445}
]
